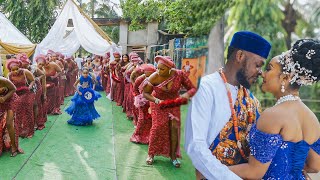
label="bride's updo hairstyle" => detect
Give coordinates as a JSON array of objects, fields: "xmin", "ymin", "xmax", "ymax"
[{"xmin": 278, "ymin": 39, "xmax": 320, "ymax": 89}]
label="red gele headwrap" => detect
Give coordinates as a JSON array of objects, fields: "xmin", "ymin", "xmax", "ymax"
[
  {"xmin": 6, "ymin": 59, "xmax": 22, "ymax": 71},
  {"xmin": 139, "ymin": 64, "xmax": 156, "ymax": 73},
  {"xmin": 47, "ymin": 49, "xmax": 56, "ymax": 56},
  {"xmin": 129, "ymin": 52, "xmax": 139, "ymax": 60},
  {"xmin": 16, "ymin": 53, "xmax": 30, "ymax": 64},
  {"xmin": 131, "ymin": 56, "xmax": 142, "ymax": 63},
  {"xmin": 56, "ymin": 52, "xmax": 64, "ymax": 59},
  {"xmin": 113, "ymin": 51, "xmax": 121, "ymax": 58},
  {"xmin": 105, "ymin": 52, "xmax": 110, "ymax": 58},
  {"xmin": 35, "ymin": 54, "xmax": 47, "ymax": 64},
  {"xmin": 155, "ymin": 56, "xmax": 175, "ymax": 68}
]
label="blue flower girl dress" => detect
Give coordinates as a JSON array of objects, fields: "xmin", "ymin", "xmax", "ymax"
[{"xmin": 65, "ymin": 75, "xmax": 101, "ymax": 126}]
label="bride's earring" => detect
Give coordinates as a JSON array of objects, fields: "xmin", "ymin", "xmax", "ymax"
[
  {"xmin": 169, "ymin": 69, "xmax": 172, "ymax": 75},
  {"xmin": 281, "ymin": 81, "xmax": 285, "ymax": 93}
]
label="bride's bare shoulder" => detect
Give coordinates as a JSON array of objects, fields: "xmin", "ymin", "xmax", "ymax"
[{"xmin": 256, "ymin": 106, "xmax": 286, "ymax": 135}]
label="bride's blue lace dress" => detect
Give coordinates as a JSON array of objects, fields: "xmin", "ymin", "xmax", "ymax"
[
  {"xmin": 65, "ymin": 75, "xmax": 101, "ymax": 126},
  {"xmin": 249, "ymin": 124, "xmax": 320, "ymax": 179}
]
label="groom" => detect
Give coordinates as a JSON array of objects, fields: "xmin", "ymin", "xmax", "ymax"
[{"xmin": 184, "ymin": 31, "xmax": 271, "ymax": 179}]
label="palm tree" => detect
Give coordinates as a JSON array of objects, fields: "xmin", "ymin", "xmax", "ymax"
[
  {"xmin": 311, "ymin": 2, "xmax": 320, "ymax": 38},
  {"xmin": 95, "ymin": 3, "xmax": 118, "ymax": 18},
  {"xmin": 281, "ymin": 0, "xmax": 320, "ymax": 47}
]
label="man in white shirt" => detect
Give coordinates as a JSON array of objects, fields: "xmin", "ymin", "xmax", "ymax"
[
  {"xmin": 185, "ymin": 31, "xmax": 271, "ymax": 180},
  {"xmin": 75, "ymin": 54, "xmax": 83, "ymax": 69}
]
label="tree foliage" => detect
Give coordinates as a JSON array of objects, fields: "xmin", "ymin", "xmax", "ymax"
[
  {"xmin": 3, "ymin": 0, "xmax": 29, "ymax": 35},
  {"xmin": 95, "ymin": 3, "xmax": 118, "ymax": 18},
  {"xmin": 121, "ymin": 0, "xmax": 233, "ymax": 36},
  {"xmin": 27, "ymin": 0, "xmax": 59, "ymax": 43},
  {"xmin": 120, "ymin": 0, "xmax": 163, "ymax": 31},
  {"xmin": 81, "ymin": 0, "xmax": 99, "ymax": 18},
  {"xmin": 188, "ymin": 0, "xmax": 234, "ymax": 36},
  {"xmin": 93, "ymin": 2, "xmax": 120, "ymax": 43},
  {"xmin": 289, "ymin": 0, "xmax": 320, "ymax": 40},
  {"xmin": 228, "ymin": 0, "xmax": 287, "ymax": 59}
]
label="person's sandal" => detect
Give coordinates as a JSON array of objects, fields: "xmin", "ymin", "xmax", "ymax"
[
  {"xmin": 146, "ymin": 156, "xmax": 154, "ymax": 165},
  {"xmin": 172, "ymin": 159, "xmax": 181, "ymax": 168},
  {"xmin": 11, "ymin": 148, "xmax": 24, "ymax": 157}
]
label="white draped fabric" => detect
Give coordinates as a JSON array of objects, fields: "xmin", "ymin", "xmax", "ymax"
[
  {"xmin": 0, "ymin": 12, "xmax": 35, "ymax": 76},
  {"xmin": 34, "ymin": 0, "xmax": 120, "ymax": 60},
  {"xmin": 0, "ymin": 12, "xmax": 33, "ymax": 45}
]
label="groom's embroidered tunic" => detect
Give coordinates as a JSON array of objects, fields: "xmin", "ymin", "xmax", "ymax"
[
  {"xmin": 185, "ymin": 72, "xmax": 261, "ymax": 179},
  {"xmin": 209, "ymin": 84, "xmax": 261, "ymax": 166}
]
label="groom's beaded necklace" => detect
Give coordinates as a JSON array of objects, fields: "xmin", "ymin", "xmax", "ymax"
[{"xmin": 219, "ymin": 68, "xmax": 253, "ymax": 159}]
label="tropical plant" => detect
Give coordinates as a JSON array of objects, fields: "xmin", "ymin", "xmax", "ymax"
[
  {"xmin": 3, "ymin": 0, "xmax": 29, "ymax": 35},
  {"xmin": 94, "ymin": 2, "xmax": 120, "ymax": 43},
  {"xmin": 228, "ymin": 0, "xmax": 287, "ymax": 59},
  {"xmin": 27, "ymin": 0, "xmax": 59, "ymax": 43},
  {"xmin": 121, "ymin": 0, "xmax": 233, "ymax": 36},
  {"xmin": 120, "ymin": 0, "xmax": 163, "ymax": 31}
]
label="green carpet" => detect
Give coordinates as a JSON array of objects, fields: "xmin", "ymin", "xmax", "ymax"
[
  {"xmin": 112, "ymin": 102, "xmax": 195, "ymax": 180},
  {"xmin": 0, "ymin": 92, "xmax": 195, "ymax": 180}
]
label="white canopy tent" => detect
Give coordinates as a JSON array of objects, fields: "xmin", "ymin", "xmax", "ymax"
[
  {"xmin": 33, "ymin": 0, "xmax": 121, "ymax": 61},
  {"xmin": 0, "ymin": 12, "xmax": 35, "ymax": 76},
  {"xmin": 0, "ymin": 13, "xmax": 34, "ymax": 46}
]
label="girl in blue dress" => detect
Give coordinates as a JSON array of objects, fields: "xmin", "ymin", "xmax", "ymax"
[{"xmin": 65, "ymin": 67, "xmax": 101, "ymax": 126}]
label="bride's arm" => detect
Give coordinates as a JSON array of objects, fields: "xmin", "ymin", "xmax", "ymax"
[
  {"xmin": 229, "ymin": 109, "xmax": 284, "ymax": 179},
  {"xmin": 229, "ymin": 157, "xmax": 271, "ymax": 180},
  {"xmin": 305, "ymin": 139, "xmax": 320, "ymax": 173}
]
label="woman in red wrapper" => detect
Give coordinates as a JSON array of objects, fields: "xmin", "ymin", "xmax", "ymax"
[
  {"xmin": 130, "ymin": 64, "xmax": 156, "ymax": 144},
  {"xmin": 121, "ymin": 60, "xmax": 131, "ymax": 110},
  {"xmin": 110, "ymin": 52, "xmax": 121, "ymax": 101},
  {"xmin": 102, "ymin": 52, "xmax": 111, "ymax": 95},
  {"xmin": 37, "ymin": 54, "xmax": 62, "ymax": 115},
  {"xmin": 51, "ymin": 52, "xmax": 66, "ymax": 106},
  {"xmin": 115, "ymin": 54, "xmax": 129, "ymax": 106},
  {"xmin": 0, "ymin": 76, "xmax": 24, "ymax": 157},
  {"xmin": 143, "ymin": 56, "xmax": 197, "ymax": 168},
  {"xmin": 122, "ymin": 52, "xmax": 138, "ymax": 117},
  {"xmin": 18, "ymin": 53, "xmax": 47, "ymax": 130},
  {"xmin": 7, "ymin": 59, "xmax": 36, "ymax": 138},
  {"xmin": 71, "ymin": 56, "xmax": 78, "ymax": 87},
  {"xmin": 129, "ymin": 57, "xmax": 145, "ymax": 124},
  {"xmin": 65, "ymin": 57, "xmax": 77, "ymax": 97}
]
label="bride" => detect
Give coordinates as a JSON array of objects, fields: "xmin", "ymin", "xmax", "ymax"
[{"xmin": 229, "ymin": 39, "xmax": 320, "ymax": 179}]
